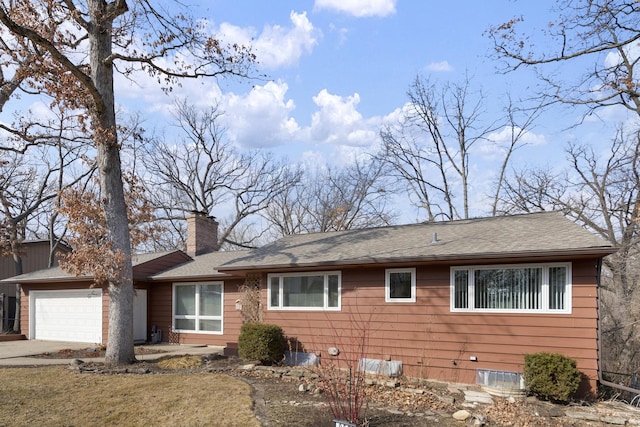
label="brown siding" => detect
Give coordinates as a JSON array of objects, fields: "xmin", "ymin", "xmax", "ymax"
[
  {"xmin": 0, "ymin": 242, "xmax": 65, "ymax": 281},
  {"xmin": 262, "ymin": 258, "xmax": 601, "ymax": 395},
  {"xmin": 148, "ymin": 279, "xmax": 244, "ymax": 346}
]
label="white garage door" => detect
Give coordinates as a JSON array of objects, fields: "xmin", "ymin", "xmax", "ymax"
[{"xmin": 31, "ymin": 290, "xmax": 103, "ymax": 343}]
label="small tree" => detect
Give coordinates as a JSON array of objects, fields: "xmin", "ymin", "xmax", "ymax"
[{"xmin": 311, "ymin": 311, "xmax": 375, "ymax": 426}]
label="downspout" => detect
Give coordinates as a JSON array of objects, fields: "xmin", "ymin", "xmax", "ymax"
[{"xmin": 596, "ymin": 257, "xmax": 640, "ymax": 395}]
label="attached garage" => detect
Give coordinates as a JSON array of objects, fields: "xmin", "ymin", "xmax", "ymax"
[
  {"xmin": 30, "ymin": 289, "xmax": 103, "ymax": 343},
  {"xmin": 5, "ymin": 250, "xmax": 192, "ymax": 344}
]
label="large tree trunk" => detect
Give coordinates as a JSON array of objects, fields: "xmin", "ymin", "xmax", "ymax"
[{"xmin": 88, "ymin": 0, "xmax": 135, "ymax": 365}]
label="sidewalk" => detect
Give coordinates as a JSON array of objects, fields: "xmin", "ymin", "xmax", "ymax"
[{"xmin": 0, "ymin": 340, "xmax": 224, "ymax": 366}]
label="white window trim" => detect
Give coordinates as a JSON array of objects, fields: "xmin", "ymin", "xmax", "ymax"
[
  {"xmin": 172, "ymin": 281, "xmax": 224, "ymax": 334},
  {"xmin": 268, "ymin": 271, "xmax": 341, "ymax": 311},
  {"xmin": 385, "ymin": 268, "xmax": 417, "ymax": 303},
  {"xmin": 450, "ymin": 263, "xmax": 572, "ymax": 314}
]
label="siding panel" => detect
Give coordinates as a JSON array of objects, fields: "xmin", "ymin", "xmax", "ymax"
[{"xmin": 263, "ymin": 259, "xmax": 601, "ymax": 394}]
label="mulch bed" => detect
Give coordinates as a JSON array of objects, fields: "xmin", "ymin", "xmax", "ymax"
[{"xmin": 35, "ymin": 346, "xmax": 164, "ymax": 359}]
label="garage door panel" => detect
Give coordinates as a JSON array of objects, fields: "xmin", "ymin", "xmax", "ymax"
[{"xmin": 31, "ymin": 290, "xmax": 103, "ymax": 343}]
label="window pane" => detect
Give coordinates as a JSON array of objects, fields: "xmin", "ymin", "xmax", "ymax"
[
  {"xmin": 549, "ymin": 267, "xmax": 567, "ymax": 310},
  {"xmin": 328, "ymin": 275, "xmax": 339, "ymax": 307},
  {"xmin": 270, "ymin": 276, "xmax": 280, "ymax": 307},
  {"xmin": 389, "ymin": 271, "xmax": 412, "ymax": 299},
  {"xmin": 454, "ymin": 270, "xmax": 469, "ymax": 308},
  {"xmin": 200, "ymin": 284, "xmax": 222, "ymax": 316},
  {"xmin": 175, "ymin": 285, "xmax": 196, "ymax": 315},
  {"xmin": 175, "ymin": 318, "xmax": 195, "ymax": 330},
  {"xmin": 474, "ymin": 268, "xmax": 541, "ymax": 309},
  {"xmin": 199, "ymin": 319, "xmax": 221, "ymax": 332},
  {"xmin": 283, "ymin": 275, "xmax": 324, "ymax": 307}
]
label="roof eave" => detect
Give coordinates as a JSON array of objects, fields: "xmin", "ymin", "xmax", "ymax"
[
  {"xmin": 149, "ymin": 272, "xmax": 239, "ymax": 281},
  {"xmin": 217, "ymin": 246, "xmax": 617, "ymax": 273},
  {"xmin": 2, "ymin": 275, "xmax": 92, "ymax": 284}
]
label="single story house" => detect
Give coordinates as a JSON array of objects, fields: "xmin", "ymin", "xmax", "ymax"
[{"xmin": 2, "ymin": 212, "xmax": 615, "ymax": 395}]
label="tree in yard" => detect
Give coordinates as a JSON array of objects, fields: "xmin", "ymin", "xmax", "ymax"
[
  {"xmin": 58, "ymin": 173, "xmax": 162, "ymax": 288},
  {"xmin": 488, "ymin": 0, "xmax": 640, "ymax": 381},
  {"xmin": 140, "ymin": 99, "xmax": 300, "ymax": 250},
  {"xmin": 0, "ymin": 1, "xmax": 255, "ymax": 365}
]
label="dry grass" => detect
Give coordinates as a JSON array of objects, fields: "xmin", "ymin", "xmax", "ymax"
[
  {"xmin": 156, "ymin": 355, "xmax": 204, "ymax": 370},
  {"xmin": 0, "ymin": 366, "xmax": 260, "ymax": 427}
]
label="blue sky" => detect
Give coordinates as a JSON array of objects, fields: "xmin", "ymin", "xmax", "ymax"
[{"xmin": 97, "ymin": 1, "xmax": 636, "ymax": 220}]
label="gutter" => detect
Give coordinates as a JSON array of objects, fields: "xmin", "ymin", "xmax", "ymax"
[
  {"xmin": 218, "ymin": 247, "xmax": 617, "ymax": 273},
  {"xmin": 596, "ymin": 257, "xmax": 640, "ymax": 396}
]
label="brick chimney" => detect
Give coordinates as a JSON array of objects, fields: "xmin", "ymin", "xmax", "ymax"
[{"xmin": 186, "ymin": 211, "xmax": 220, "ymax": 256}]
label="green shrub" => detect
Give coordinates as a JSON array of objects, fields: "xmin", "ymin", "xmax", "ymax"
[
  {"xmin": 238, "ymin": 323, "xmax": 285, "ymax": 365},
  {"xmin": 523, "ymin": 352, "xmax": 581, "ymax": 402}
]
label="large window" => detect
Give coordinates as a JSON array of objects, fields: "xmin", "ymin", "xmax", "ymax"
[
  {"xmin": 385, "ymin": 268, "xmax": 416, "ymax": 302},
  {"xmin": 173, "ymin": 282, "xmax": 223, "ymax": 333},
  {"xmin": 268, "ymin": 272, "xmax": 341, "ymax": 310},
  {"xmin": 451, "ymin": 263, "xmax": 571, "ymax": 313}
]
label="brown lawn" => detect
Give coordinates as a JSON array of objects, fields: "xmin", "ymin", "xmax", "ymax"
[{"xmin": 0, "ymin": 366, "xmax": 260, "ymax": 427}]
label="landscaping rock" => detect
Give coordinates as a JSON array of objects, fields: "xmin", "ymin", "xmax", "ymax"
[
  {"xmin": 452, "ymin": 409, "xmax": 471, "ymax": 421},
  {"xmin": 601, "ymin": 415, "xmax": 627, "ymax": 425}
]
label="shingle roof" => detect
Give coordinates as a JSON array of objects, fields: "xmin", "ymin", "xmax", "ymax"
[
  {"xmin": 1, "ymin": 251, "xmax": 186, "ymax": 283},
  {"xmin": 218, "ymin": 212, "xmax": 616, "ymax": 271},
  {"xmin": 151, "ymin": 250, "xmax": 248, "ymax": 280}
]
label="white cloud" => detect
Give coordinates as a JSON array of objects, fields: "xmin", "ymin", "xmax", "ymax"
[
  {"xmin": 426, "ymin": 61, "xmax": 453, "ymax": 72},
  {"xmin": 218, "ymin": 11, "xmax": 319, "ymax": 69},
  {"xmin": 314, "ymin": 0, "xmax": 397, "ymax": 17},
  {"xmin": 309, "ymin": 89, "xmax": 380, "ymax": 146},
  {"xmin": 221, "ymin": 80, "xmax": 300, "ymax": 148},
  {"xmin": 329, "ymin": 23, "xmax": 349, "ymax": 45}
]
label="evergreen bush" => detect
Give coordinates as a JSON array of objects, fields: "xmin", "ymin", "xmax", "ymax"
[
  {"xmin": 238, "ymin": 323, "xmax": 285, "ymax": 365},
  {"xmin": 523, "ymin": 352, "xmax": 581, "ymax": 402}
]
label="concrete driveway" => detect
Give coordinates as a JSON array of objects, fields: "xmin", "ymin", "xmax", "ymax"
[
  {"xmin": 0, "ymin": 340, "xmax": 90, "ymax": 360},
  {"xmin": 0, "ymin": 339, "xmax": 224, "ymax": 366}
]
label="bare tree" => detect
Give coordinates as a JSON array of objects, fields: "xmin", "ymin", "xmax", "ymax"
[
  {"xmin": 263, "ymin": 157, "xmax": 394, "ymax": 236},
  {"xmin": 0, "ymin": 115, "xmax": 94, "ymax": 331},
  {"xmin": 498, "ymin": 128, "xmax": 640, "ymax": 380},
  {"xmin": 488, "ymin": 0, "xmax": 640, "ymax": 117},
  {"xmin": 490, "ymin": 95, "xmax": 544, "ymax": 215},
  {"xmin": 379, "ymin": 75, "xmax": 505, "ymax": 221},
  {"xmin": 489, "ymin": 0, "xmax": 640, "ymax": 383},
  {"xmin": 0, "ymin": 0, "xmax": 255, "ymax": 365},
  {"xmin": 141, "ymin": 99, "xmax": 300, "ymax": 250}
]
